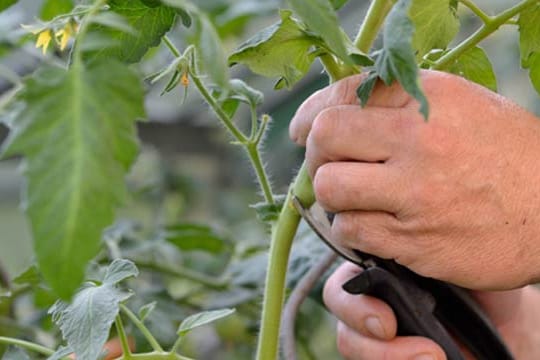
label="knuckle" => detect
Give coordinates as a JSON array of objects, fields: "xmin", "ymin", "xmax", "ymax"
[
  {"xmin": 309, "ymin": 108, "xmax": 338, "ymax": 146},
  {"xmin": 313, "ymin": 163, "xmax": 335, "ymax": 209},
  {"xmin": 331, "ymin": 75, "xmax": 363, "ymax": 104}
]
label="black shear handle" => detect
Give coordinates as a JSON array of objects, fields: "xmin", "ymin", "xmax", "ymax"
[
  {"xmin": 343, "ymin": 266, "xmax": 465, "ymax": 360},
  {"xmin": 343, "ymin": 264, "xmax": 514, "ymax": 360}
]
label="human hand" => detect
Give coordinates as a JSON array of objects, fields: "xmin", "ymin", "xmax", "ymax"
[
  {"xmin": 322, "ymin": 262, "xmax": 540, "ymax": 360},
  {"xmin": 289, "ymin": 70, "xmax": 540, "ymax": 289}
]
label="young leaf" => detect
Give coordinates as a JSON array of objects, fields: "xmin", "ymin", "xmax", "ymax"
[
  {"xmin": 518, "ymin": 3, "xmax": 540, "ymax": 68},
  {"xmin": 86, "ymin": 0, "xmax": 176, "ymax": 64},
  {"xmin": 409, "ymin": 0, "xmax": 459, "ymax": 59},
  {"xmin": 12, "ymin": 264, "xmax": 41, "ymax": 286},
  {"xmin": 229, "ymin": 10, "xmax": 319, "ymax": 89},
  {"xmin": 177, "ymin": 308, "xmax": 235, "ymax": 336},
  {"xmin": 287, "ymin": 0, "xmax": 352, "ymax": 64},
  {"xmin": 356, "ymin": 71, "xmax": 378, "ymax": 107},
  {"xmin": 40, "ymin": 0, "xmax": 73, "ymax": 21},
  {"xmin": 330, "ymin": 0, "xmax": 349, "ymax": 10},
  {"xmin": 1, "ymin": 61, "xmax": 144, "ymax": 299},
  {"xmin": 1, "ymin": 347, "xmax": 30, "ymax": 360},
  {"xmin": 192, "ymin": 13, "xmax": 229, "ymax": 88},
  {"xmin": 103, "ymin": 259, "xmax": 139, "ymax": 285},
  {"xmin": 374, "ymin": 0, "xmax": 429, "ymax": 118},
  {"xmin": 163, "ymin": 223, "xmax": 228, "ymax": 254},
  {"xmin": 49, "ymin": 284, "xmax": 132, "ymax": 360},
  {"xmin": 443, "ymin": 46, "xmax": 497, "ymax": 92},
  {"xmin": 250, "ymin": 194, "xmax": 286, "ymax": 223},
  {"xmin": 0, "ymin": 0, "xmax": 17, "ymax": 12},
  {"xmin": 138, "ymin": 301, "xmax": 157, "ymax": 321},
  {"xmin": 529, "ymin": 52, "xmax": 540, "ymax": 95}
]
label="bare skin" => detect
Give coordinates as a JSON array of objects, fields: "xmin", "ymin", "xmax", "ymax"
[
  {"xmin": 290, "ymin": 70, "xmax": 540, "ymax": 358},
  {"xmin": 289, "ymin": 70, "xmax": 540, "ymax": 290},
  {"xmin": 323, "ymin": 263, "xmax": 540, "ymax": 359}
]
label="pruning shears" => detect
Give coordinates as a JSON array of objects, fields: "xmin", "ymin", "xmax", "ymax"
[{"xmin": 292, "ymin": 196, "xmax": 514, "ymax": 360}]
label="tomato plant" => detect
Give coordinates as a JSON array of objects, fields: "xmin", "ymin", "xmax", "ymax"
[{"xmin": 0, "ymin": 0, "xmax": 539, "ymax": 359}]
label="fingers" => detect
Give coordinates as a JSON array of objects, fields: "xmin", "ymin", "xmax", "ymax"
[
  {"xmin": 323, "ymin": 263, "xmax": 398, "ymax": 340},
  {"xmin": 336, "ymin": 322, "xmax": 447, "ymax": 360},
  {"xmin": 290, "ymin": 73, "xmax": 414, "ymax": 145},
  {"xmin": 313, "ymin": 162, "xmax": 406, "ymax": 214},
  {"xmin": 331, "ymin": 211, "xmax": 404, "ymax": 260},
  {"xmin": 304, "ymin": 105, "xmax": 407, "ymax": 177},
  {"xmin": 324, "ymin": 263, "xmax": 446, "ymax": 360}
]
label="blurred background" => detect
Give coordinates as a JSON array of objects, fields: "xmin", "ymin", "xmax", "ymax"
[{"xmin": 0, "ymin": 0, "xmax": 539, "ymax": 358}]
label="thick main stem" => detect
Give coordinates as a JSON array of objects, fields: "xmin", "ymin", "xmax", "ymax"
[
  {"xmin": 254, "ymin": 0, "xmax": 395, "ymax": 358},
  {"xmin": 354, "ymin": 0, "xmax": 394, "ymax": 52},
  {"xmin": 255, "ymin": 165, "xmax": 314, "ymax": 360}
]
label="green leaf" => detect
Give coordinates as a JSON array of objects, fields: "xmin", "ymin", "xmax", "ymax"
[
  {"xmin": 103, "ymin": 259, "xmax": 138, "ymax": 285},
  {"xmin": 177, "ymin": 308, "xmax": 235, "ymax": 336},
  {"xmin": 192, "ymin": 13, "xmax": 229, "ymax": 87},
  {"xmin": 518, "ymin": 3, "xmax": 540, "ymax": 68},
  {"xmin": 229, "ymin": 79, "xmax": 264, "ymax": 106},
  {"xmin": 49, "ymin": 278, "xmax": 133, "ymax": 360},
  {"xmin": 12, "ymin": 264, "xmax": 41, "ymax": 286},
  {"xmin": 40, "ymin": 0, "xmax": 73, "ymax": 21},
  {"xmin": 374, "ymin": 0, "xmax": 429, "ymax": 118},
  {"xmin": 443, "ymin": 46, "xmax": 497, "ymax": 92},
  {"xmin": 229, "ymin": 10, "xmax": 319, "ymax": 89},
  {"xmin": 287, "ymin": 0, "xmax": 352, "ymax": 64},
  {"xmin": 529, "ymin": 52, "xmax": 540, "ymax": 96},
  {"xmin": 250, "ymin": 194, "xmax": 286, "ymax": 223},
  {"xmin": 0, "ymin": 0, "xmax": 17, "ymax": 12},
  {"xmin": 1, "ymin": 347, "xmax": 30, "ymax": 360},
  {"xmin": 1, "ymin": 61, "xmax": 144, "ymax": 299},
  {"xmin": 410, "ymin": 0, "xmax": 459, "ymax": 59},
  {"xmin": 86, "ymin": 0, "xmax": 176, "ymax": 64},
  {"xmin": 138, "ymin": 301, "xmax": 157, "ymax": 321},
  {"xmin": 330, "ymin": 0, "xmax": 349, "ymax": 10},
  {"xmin": 90, "ymin": 12, "xmax": 138, "ymax": 35},
  {"xmin": 357, "ymin": 71, "xmax": 378, "ymax": 107},
  {"xmin": 163, "ymin": 223, "xmax": 228, "ymax": 254},
  {"xmin": 47, "ymin": 346, "xmax": 73, "ymax": 360}
]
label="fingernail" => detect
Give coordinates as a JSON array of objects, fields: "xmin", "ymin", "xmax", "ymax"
[
  {"xmin": 412, "ymin": 353, "xmax": 436, "ymax": 360},
  {"xmin": 364, "ymin": 316, "xmax": 385, "ymax": 339}
]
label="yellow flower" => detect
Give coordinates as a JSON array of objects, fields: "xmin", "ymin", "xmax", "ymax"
[
  {"xmin": 35, "ymin": 29, "xmax": 52, "ymax": 55},
  {"xmin": 55, "ymin": 22, "xmax": 76, "ymax": 51}
]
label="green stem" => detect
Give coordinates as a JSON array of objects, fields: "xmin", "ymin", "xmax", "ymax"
[
  {"xmin": 189, "ymin": 71, "xmax": 247, "ymax": 143},
  {"xmin": 255, "ymin": 0, "xmax": 396, "ymax": 357},
  {"xmin": 0, "ymin": 337, "xmax": 55, "ymax": 356},
  {"xmin": 256, "ymin": 0, "xmax": 393, "ymax": 360},
  {"xmin": 433, "ymin": 0, "xmax": 538, "ymax": 70},
  {"xmin": 249, "ymin": 106, "xmax": 258, "ymax": 140},
  {"xmin": 72, "ymin": 0, "xmax": 108, "ymax": 65},
  {"xmin": 162, "ymin": 36, "xmax": 275, "ymax": 205},
  {"xmin": 255, "ymin": 165, "xmax": 315, "ymax": 360},
  {"xmin": 170, "ymin": 336, "xmax": 183, "ymax": 354},
  {"xmin": 246, "ymin": 143, "xmax": 274, "ymax": 204},
  {"xmin": 163, "ymin": 35, "xmax": 181, "ymax": 57},
  {"xmin": 120, "ymin": 304, "xmax": 164, "ymax": 352},
  {"xmin": 354, "ymin": 0, "xmax": 394, "ymax": 52},
  {"xmin": 458, "ymin": 0, "xmax": 493, "ymax": 24},
  {"xmin": 114, "ymin": 351, "xmax": 193, "ymax": 360},
  {"xmin": 319, "ymin": 54, "xmax": 355, "ymax": 82},
  {"xmin": 135, "ymin": 261, "xmax": 227, "ymax": 290},
  {"xmin": 115, "ymin": 315, "xmax": 132, "ymax": 359}
]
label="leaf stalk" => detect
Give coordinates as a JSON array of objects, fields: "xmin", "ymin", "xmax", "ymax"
[
  {"xmin": 0, "ymin": 337, "xmax": 55, "ymax": 357},
  {"xmin": 120, "ymin": 304, "xmax": 164, "ymax": 352},
  {"xmin": 433, "ymin": 0, "xmax": 538, "ymax": 70}
]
